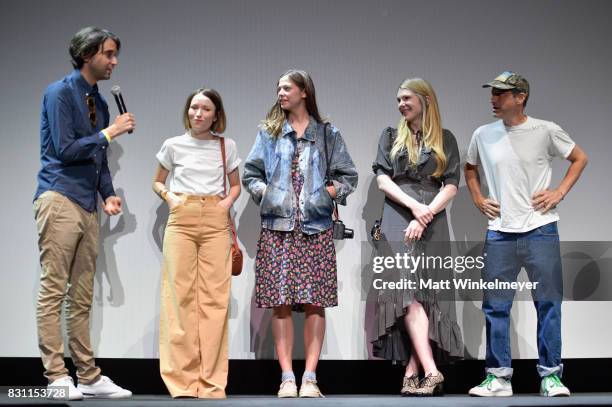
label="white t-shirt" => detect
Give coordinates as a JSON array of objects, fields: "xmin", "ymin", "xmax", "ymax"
[
  {"xmin": 466, "ymin": 116, "xmax": 575, "ymax": 233},
  {"xmin": 156, "ymin": 132, "xmax": 241, "ymax": 196}
]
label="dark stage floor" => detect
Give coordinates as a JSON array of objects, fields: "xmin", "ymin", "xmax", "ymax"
[{"xmin": 1, "ymin": 394, "xmax": 612, "ymax": 407}]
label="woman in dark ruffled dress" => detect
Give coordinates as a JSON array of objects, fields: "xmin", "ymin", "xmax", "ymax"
[{"xmin": 372, "ymin": 77, "xmax": 463, "ymax": 396}]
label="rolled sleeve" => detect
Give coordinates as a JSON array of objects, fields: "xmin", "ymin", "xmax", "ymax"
[
  {"xmin": 155, "ymin": 139, "xmax": 173, "ymax": 171},
  {"xmin": 225, "ymin": 138, "xmax": 242, "ymax": 173},
  {"xmin": 372, "ymin": 127, "xmax": 394, "ymax": 177},
  {"xmin": 440, "ymin": 129, "xmax": 461, "ymax": 187}
]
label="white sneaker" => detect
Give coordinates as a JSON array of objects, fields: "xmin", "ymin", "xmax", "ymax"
[
  {"xmin": 469, "ymin": 374, "xmax": 513, "ymax": 397},
  {"xmin": 299, "ymin": 379, "xmax": 325, "ymax": 398},
  {"xmin": 47, "ymin": 376, "xmax": 83, "ymax": 400},
  {"xmin": 540, "ymin": 374, "xmax": 570, "ymax": 397},
  {"xmin": 77, "ymin": 375, "xmax": 132, "ymax": 398},
  {"xmin": 277, "ymin": 379, "xmax": 298, "ymax": 398}
]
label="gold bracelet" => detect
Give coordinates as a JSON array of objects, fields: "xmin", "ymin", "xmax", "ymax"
[{"xmin": 160, "ymin": 189, "xmax": 169, "ymax": 200}]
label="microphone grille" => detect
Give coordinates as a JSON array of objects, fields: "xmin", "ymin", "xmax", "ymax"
[{"xmin": 110, "ymin": 85, "xmax": 121, "ymax": 95}]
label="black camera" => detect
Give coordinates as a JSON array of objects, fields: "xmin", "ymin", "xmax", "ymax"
[{"xmin": 333, "ymin": 220, "xmax": 354, "ymax": 240}]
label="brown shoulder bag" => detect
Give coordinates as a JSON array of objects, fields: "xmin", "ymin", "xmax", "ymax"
[{"xmin": 219, "ymin": 137, "xmax": 243, "ymax": 276}]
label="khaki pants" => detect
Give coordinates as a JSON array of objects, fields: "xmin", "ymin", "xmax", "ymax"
[
  {"xmin": 34, "ymin": 191, "xmax": 101, "ymax": 385},
  {"xmin": 159, "ymin": 195, "xmax": 232, "ymax": 398}
]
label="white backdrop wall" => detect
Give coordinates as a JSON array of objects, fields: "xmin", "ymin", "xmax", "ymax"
[{"xmin": 1, "ymin": 0, "xmax": 611, "ymax": 359}]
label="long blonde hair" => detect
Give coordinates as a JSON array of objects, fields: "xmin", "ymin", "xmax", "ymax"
[
  {"xmin": 261, "ymin": 69, "xmax": 324, "ymax": 137},
  {"xmin": 390, "ymin": 77, "xmax": 447, "ymax": 178}
]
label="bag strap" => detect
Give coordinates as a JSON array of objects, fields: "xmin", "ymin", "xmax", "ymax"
[
  {"xmin": 321, "ymin": 123, "xmax": 339, "ymax": 221},
  {"xmin": 322, "ymin": 123, "xmax": 338, "ymax": 181},
  {"xmin": 218, "ymin": 137, "xmax": 240, "ymax": 250}
]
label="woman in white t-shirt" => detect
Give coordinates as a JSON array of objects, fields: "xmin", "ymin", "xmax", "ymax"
[{"xmin": 152, "ymin": 88, "xmax": 241, "ymax": 398}]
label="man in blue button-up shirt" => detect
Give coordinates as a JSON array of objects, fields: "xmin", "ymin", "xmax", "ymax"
[{"xmin": 33, "ymin": 27, "xmax": 135, "ymax": 400}]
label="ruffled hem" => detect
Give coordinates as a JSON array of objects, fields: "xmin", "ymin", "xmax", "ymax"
[
  {"xmin": 371, "ymin": 294, "xmax": 464, "ymax": 364},
  {"xmin": 256, "ymin": 300, "xmax": 338, "ymax": 312}
]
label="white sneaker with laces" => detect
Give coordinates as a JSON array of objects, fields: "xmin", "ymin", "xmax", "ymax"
[
  {"xmin": 469, "ymin": 374, "xmax": 513, "ymax": 397},
  {"xmin": 77, "ymin": 375, "xmax": 132, "ymax": 398},
  {"xmin": 299, "ymin": 379, "xmax": 324, "ymax": 398},
  {"xmin": 540, "ymin": 374, "xmax": 570, "ymax": 397},
  {"xmin": 277, "ymin": 379, "xmax": 298, "ymax": 398},
  {"xmin": 47, "ymin": 376, "xmax": 83, "ymax": 400}
]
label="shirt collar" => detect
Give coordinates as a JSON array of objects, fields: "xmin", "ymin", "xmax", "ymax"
[
  {"xmin": 281, "ymin": 116, "xmax": 318, "ymax": 142},
  {"xmin": 70, "ymin": 69, "xmax": 99, "ymax": 96}
]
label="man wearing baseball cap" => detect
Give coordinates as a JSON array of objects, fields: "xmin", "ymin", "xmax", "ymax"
[{"xmin": 464, "ymin": 71, "xmax": 588, "ymax": 397}]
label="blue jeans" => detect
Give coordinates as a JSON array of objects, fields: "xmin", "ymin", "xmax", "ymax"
[{"xmin": 482, "ymin": 221, "xmax": 564, "ymax": 379}]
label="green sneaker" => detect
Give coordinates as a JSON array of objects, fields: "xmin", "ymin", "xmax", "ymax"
[
  {"xmin": 540, "ymin": 374, "xmax": 570, "ymax": 397},
  {"xmin": 469, "ymin": 374, "xmax": 512, "ymax": 397}
]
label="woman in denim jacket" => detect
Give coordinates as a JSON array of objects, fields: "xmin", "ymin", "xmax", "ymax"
[{"xmin": 243, "ymin": 69, "xmax": 357, "ymax": 398}]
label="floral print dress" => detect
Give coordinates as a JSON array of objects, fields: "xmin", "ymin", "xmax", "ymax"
[{"xmin": 255, "ymin": 138, "xmax": 337, "ymax": 311}]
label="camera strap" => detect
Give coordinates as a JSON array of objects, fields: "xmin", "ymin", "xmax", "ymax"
[{"xmin": 322, "ymin": 122, "xmax": 339, "ymax": 221}]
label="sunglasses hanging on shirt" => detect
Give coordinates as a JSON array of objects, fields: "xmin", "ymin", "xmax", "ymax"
[{"xmin": 85, "ymin": 93, "xmax": 97, "ymax": 129}]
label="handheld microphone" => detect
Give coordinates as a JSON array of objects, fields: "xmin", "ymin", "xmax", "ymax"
[{"xmin": 110, "ymin": 85, "xmax": 132, "ymax": 134}]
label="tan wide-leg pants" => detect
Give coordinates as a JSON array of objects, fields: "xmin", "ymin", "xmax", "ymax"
[
  {"xmin": 34, "ymin": 191, "xmax": 102, "ymax": 384},
  {"xmin": 159, "ymin": 195, "xmax": 232, "ymax": 398}
]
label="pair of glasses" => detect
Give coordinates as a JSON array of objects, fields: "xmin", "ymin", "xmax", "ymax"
[
  {"xmin": 86, "ymin": 93, "xmax": 97, "ymax": 128},
  {"xmin": 491, "ymin": 88, "xmax": 512, "ymax": 96},
  {"xmin": 491, "ymin": 88, "xmax": 525, "ymax": 97}
]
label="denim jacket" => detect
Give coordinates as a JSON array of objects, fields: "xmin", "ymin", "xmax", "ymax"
[{"xmin": 243, "ymin": 117, "xmax": 358, "ymax": 234}]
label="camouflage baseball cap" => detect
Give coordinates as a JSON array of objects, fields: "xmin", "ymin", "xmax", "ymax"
[{"xmin": 483, "ymin": 71, "xmax": 529, "ymax": 93}]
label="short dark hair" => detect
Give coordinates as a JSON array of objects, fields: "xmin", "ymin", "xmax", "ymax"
[
  {"xmin": 511, "ymin": 88, "xmax": 529, "ymax": 107},
  {"xmin": 69, "ymin": 27, "xmax": 121, "ymax": 69},
  {"xmin": 182, "ymin": 88, "xmax": 227, "ymax": 134}
]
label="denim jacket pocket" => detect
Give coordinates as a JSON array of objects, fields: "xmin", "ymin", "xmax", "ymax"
[
  {"xmin": 260, "ymin": 184, "xmax": 293, "ymax": 218},
  {"xmin": 304, "ymin": 184, "xmax": 334, "ymax": 221}
]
